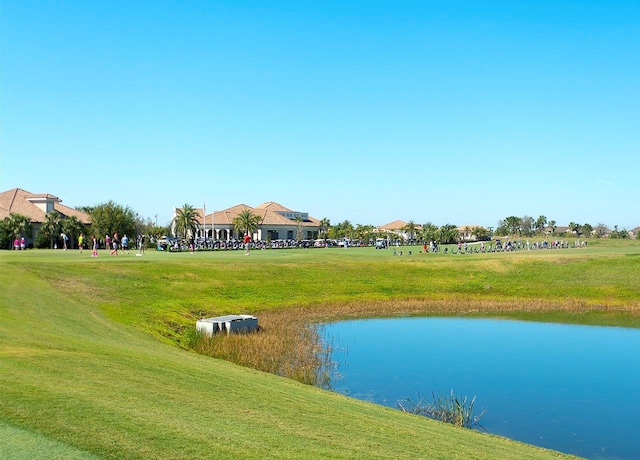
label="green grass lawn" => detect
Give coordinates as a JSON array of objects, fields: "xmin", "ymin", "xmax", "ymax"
[{"xmin": 4, "ymin": 240, "xmax": 638, "ymax": 458}]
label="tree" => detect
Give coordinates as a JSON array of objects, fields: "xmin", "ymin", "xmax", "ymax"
[
  {"xmin": 535, "ymin": 215, "xmax": 547, "ymax": 236},
  {"xmin": 61, "ymin": 215, "xmax": 86, "ymax": 249},
  {"xmin": 403, "ymin": 221, "xmax": 418, "ymax": 243},
  {"xmin": 354, "ymin": 224, "xmax": 374, "ymax": 243},
  {"xmin": 294, "ymin": 215, "xmax": 303, "ymax": 241},
  {"xmin": 611, "ymin": 225, "xmax": 628, "ymax": 239},
  {"xmin": 39, "ymin": 210, "xmax": 62, "ymax": 249},
  {"xmin": 90, "ymin": 201, "xmax": 137, "ymax": 241},
  {"xmin": 594, "ymin": 223, "xmax": 608, "ymax": 238},
  {"xmin": 568, "ymin": 222, "xmax": 581, "ymax": 236},
  {"xmin": 437, "ymin": 224, "xmax": 459, "ymax": 244},
  {"xmin": 421, "ymin": 222, "xmax": 438, "ymax": 243},
  {"xmin": 504, "ymin": 216, "xmax": 522, "ymax": 236},
  {"xmin": 582, "ymin": 223, "xmax": 593, "ymax": 238},
  {"xmin": 331, "ymin": 220, "xmax": 354, "ymax": 239},
  {"xmin": 548, "ymin": 220, "xmax": 557, "ymax": 236},
  {"xmin": 5, "ymin": 213, "xmax": 32, "ymax": 249},
  {"xmin": 318, "ymin": 218, "xmax": 331, "ymax": 240},
  {"xmin": 173, "ymin": 204, "xmax": 201, "ymax": 240},
  {"xmin": 471, "ymin": 226, "xmax": 490, "ymax": 241},
  {"xmin": 0, "ymin": 218, "xmax": 10, "ymax": 249},
  {"xmin": 520, "ymin": 216, "xmax": 534, "ymax": 237},
  {"xmin": 494, "ymin": 221, "xmax": 509, "ymax": 237},
  {"xmin": 232, "ymin": 209, "xmax": 261, "ymax": 239}
]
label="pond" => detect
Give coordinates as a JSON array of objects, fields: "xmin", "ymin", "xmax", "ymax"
[{"xmin": 320, "ymin": 317, "xmax": 640, "ymax": 459}]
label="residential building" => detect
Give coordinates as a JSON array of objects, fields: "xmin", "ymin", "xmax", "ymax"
[
  {"xmin": 0, "ymin": 188, "xmax": 91, "ymax": 244},
  {"xmin": 375, "ymin": 220, "xmax": 422, "ymax": 241}
]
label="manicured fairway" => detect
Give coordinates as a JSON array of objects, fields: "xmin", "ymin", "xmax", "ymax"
[{"xmin": 4, "ymin": 241, "xmax": 637, "ymax": 458}]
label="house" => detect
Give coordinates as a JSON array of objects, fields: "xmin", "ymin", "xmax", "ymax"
[
  {"xmin": 375, "ymin": 220, "xmax": 421, "ymax": 241},
  {"xmin": 457, "ymin": 225, "xmax": 485, "ymax": 241},
  {"xmin": 186, "ymin": 201, "xmax": 320, "ymax": 241},
  {"xmin": 0, "ymin": 188, "xmax": 91, "ymax": 244},
  {"xmin": 544, "ymin": 225, "xmax": 569, "ymax": 236}
]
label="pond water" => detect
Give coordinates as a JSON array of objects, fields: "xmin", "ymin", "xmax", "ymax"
[{"xmin": 320, "ymin": 317, "xmax": 640, "ymax": 459}]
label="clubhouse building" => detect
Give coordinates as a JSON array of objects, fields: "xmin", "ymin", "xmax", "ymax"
[{"xmin": 181, "ymin": 201, "xmax": 321, "ymax": 241}]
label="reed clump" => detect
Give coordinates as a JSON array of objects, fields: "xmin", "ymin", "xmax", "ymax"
[
  {"xmin": 190, "ymin": 308, "xmax": 331, "ymax": 385},
  {"xmin": 398, "ymin": 390, "xmax": 487, "ymax": 430}
]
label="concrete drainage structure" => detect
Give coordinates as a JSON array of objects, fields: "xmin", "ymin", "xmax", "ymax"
[{"xmin": 196, "ymin": 314, "xmax": 258, "ymax": 336}]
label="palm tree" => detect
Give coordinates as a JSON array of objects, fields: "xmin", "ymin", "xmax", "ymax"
[
  {"xmin": 437, "ymin": 224, "xmax": 459, "ymax": 244},
  {"xmin": 421, "ymin": 222, "xmax": 438, "ymax": 243},
  {"xmin": 61, "ymin": 215, "xmax": 85, "ymax": 249},
  {"xmin": 535, "ymin": 215, "xmax": 547, "ymax": 236},
  {"xmin": 403, "ymin": 221, "xmax": 418, "ymax": 243},
  {"xmin": 172, "ymin": 204, "xmax": 200, "ymax": 241},
  {"xmin": 232, "ymin": 209, "xmax": 261, "ymax": 239},
  {"xmin": 354, "ymin": 224, "xmax": 374, "ymax": 243},
  {"xmin": 294, "ymin": 215, "xmax": 303, "ymax": 241},
  {"xmin": 6, "ymin": 213, "xmax": 32, "ymax": 249},
  {"xmin": 548, "ymin": 220, "xmax": 557, "ymax": 236},
  {"xmin": 334, "ymin": 220, "xmax": 353, "ymax": 239},
  {"xmin": 471, "ymin": 226, "xmax": 490, "ymax": 241},
  {"xmin": 568, "ymin": 222, "xmax": 581, "ymax": 236},
  {"xmin": 41, "ymin": 210, "xmax": 62, "ymax": 248},
  {"xmin": 319, "ymin": 218, "xmax": 331, "ymax": 240}
]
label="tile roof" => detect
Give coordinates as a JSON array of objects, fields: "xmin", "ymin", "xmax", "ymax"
[
  {"xmin": 201, "ymin": 202, "xmax": 319, "ymax": 227},
  {"xmin": 378, "ymin": 220, "xmax": 408, "ymax": 230},
  {"xmin": 0, "ymin": 188, "xmax": 91, "ymax": 224}
]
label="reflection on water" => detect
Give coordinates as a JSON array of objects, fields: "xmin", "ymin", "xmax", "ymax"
[{"xmin": 319, "ymin": 317, "xmax": 640, "ymax": 460}]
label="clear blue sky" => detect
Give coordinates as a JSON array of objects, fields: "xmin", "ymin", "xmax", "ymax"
[{"xmin": 2, "ymin": 1, "xmax": 638, "ymax": 229}]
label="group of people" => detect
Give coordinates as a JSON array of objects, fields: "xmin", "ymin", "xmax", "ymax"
[
  {"xmin": 59, "ymin": 232, "xmax": 86, "ymax": 253},
  {"xmin": 53, "ymin": 232, "xmax": 146, "ymax": 257},
  {"xmin": 388, "ymin": 239, "xmax": 582, "ymax": 256},
  {"xmin": 103, "ymin": 233, "xmax": 145, "ymax": 256},
  {"xmin": 12, "ymin": 237, "xmax": 26, "ymax": 250}
]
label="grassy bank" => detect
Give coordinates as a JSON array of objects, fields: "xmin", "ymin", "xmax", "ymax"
[{"xmin": 4, "ymin": 241, "xmax": 637, "ymax": 458}]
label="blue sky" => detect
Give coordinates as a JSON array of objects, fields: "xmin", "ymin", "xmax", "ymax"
[{"xmin": 2, "ymin": 1, "xmax": 638, "ymax": 229}]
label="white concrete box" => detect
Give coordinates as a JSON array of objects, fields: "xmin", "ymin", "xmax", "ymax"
[{"xmin": 196, "ymin": 314, "xmax": 258, "ymax": 336}]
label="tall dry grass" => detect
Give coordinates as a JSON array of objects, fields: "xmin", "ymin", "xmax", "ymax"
[{"xmin": 190, "ymin": 308, "xmax": 331, "ymax": 385}]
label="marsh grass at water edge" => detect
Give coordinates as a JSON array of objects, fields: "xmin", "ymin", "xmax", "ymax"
[{"xmin": 398, "ymin": 390, "xmax": 487, "ymax": 430}]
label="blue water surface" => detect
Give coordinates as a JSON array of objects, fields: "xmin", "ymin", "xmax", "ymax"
[{"xmin": 320, "ymin": 317, "xmax": 640, "ymax": 459}]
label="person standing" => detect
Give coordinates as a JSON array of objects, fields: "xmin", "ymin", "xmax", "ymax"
[
  {"xmin": 243, "ymin": 233, "xmax": 251, "ymax": 255},
  {"xmin": 105, "ymin": 234, "xmax": 111, "ymax": 252},
  {"xmin": 20, "ymin": 237, "xmax": 26, "ymax": 250},
  {"xmin": 122, "ymin": 234, "xmax": 129, "ymax": 254},
  {"xmin": 61, "ymin": 233, "xmax": 69, "ymax": 250},
  {"xmin": 110, "ymin": 232, "xmax": 119, "ymax": 256},
  {"xmin": 13, "ymin": 238, "xmax": 19, "ymax": 250},
  {"xmin": 137, "ymin": 234, "xmax": 145, "ymax": 255},
  {"xmin": 91, "ymin": 235, "xmax": 98, "ymax": 257},
  {"xmin": 78, "ymin": 233, "xmax": 84, "ymax": 253}
]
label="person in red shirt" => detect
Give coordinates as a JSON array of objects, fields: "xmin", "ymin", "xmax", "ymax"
[{"xmin": 243, "ymin": 233, "xmax": 251, "ymax": 255}]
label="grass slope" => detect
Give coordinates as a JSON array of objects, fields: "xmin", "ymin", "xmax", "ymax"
[{"xmin": 5, "ymin": 243, "xmax": 635, "ymax": 458}]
